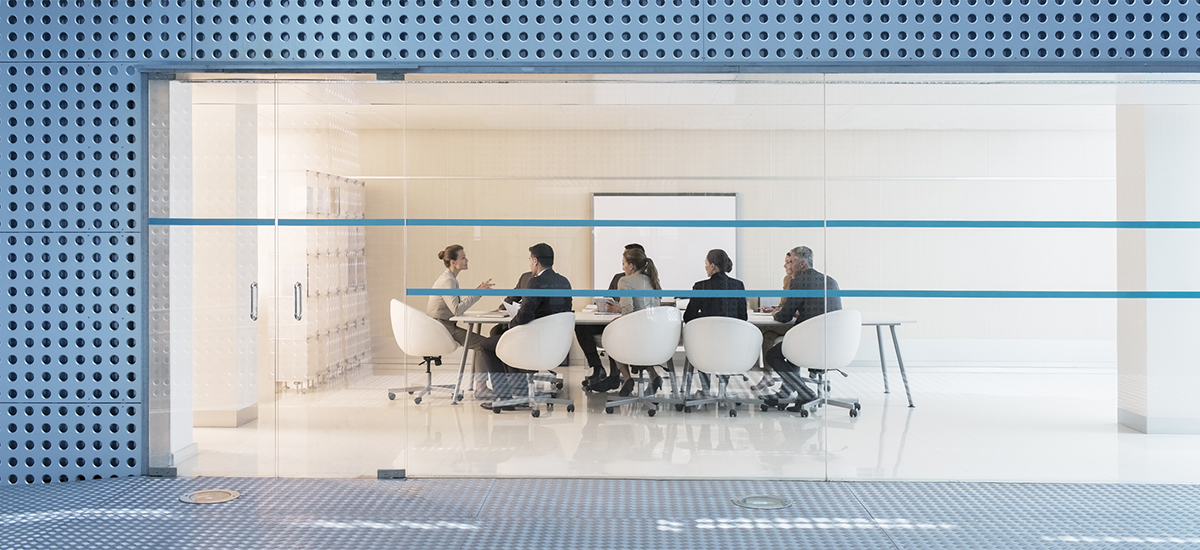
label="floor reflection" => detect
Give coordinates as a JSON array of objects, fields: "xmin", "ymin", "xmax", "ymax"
[{"xmin": 178, "ymin": 365, "xmax": 1200, "ymax": 483}]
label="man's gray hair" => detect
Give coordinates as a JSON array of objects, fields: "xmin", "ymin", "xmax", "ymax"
[{"xmin": 788, "ymin": 246, "xmax": 814, "ymax": 269}]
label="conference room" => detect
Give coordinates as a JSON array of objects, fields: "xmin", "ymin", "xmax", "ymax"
[{"xmin": 151, "ymin": 73, "xmax": 1200, "ymax": 482}]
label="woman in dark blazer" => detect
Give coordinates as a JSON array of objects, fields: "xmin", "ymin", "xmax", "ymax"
[
  {"xmin": 683, "ymin": 249, "xmax": 748, "ymax": 397},
  {"xmin": 683, "ymin": 249, "xmax": 747, "ymax": 323}
]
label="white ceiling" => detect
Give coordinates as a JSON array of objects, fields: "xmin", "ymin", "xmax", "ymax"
[{"xmin": 186, "ymin": 73, "xmax": 1200, "ymax": 131}]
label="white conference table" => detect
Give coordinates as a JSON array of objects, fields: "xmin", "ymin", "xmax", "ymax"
[{"xmin": 447, "ymin": 309, "xmax": 914, "ymax": 407}]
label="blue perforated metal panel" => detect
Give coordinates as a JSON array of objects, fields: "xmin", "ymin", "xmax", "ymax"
[
  {"xmin": 2, "ymin": 63, "xmax": 145, "ymax": 485},
  {"xmin": 3, "ymin": 0, "xmax": 1199, "ymax": 487}
]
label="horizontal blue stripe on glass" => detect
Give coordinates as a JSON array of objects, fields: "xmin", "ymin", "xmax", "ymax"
[
  {"xmin": 149, "ymin": 218, "xmax": 1200, "ymax": 229},
  {"xmin": 148, "ymin": 218, "xmax": 275, "ymax": 226},
  {"xmin": 406, "ymin": 288, "xmax": 1200, "ymax": 299}
]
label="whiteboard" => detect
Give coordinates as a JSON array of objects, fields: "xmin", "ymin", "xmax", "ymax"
[{"xmin": 592, "ymin": 194, "xmax": 737, "ymax": 293}]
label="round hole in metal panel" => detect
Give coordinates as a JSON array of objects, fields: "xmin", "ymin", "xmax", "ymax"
[
  {"xmin": 180, "ymin": 489, "xmax": 240, "ymax": 504},
  {"xmin": 732, "ymin": 495, "xmax": 791, "ymax": 510}
]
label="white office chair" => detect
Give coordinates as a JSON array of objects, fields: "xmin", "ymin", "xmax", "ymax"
[
  {"xmin": 602, "ymin": 306, "xmax": 683, "ymax": 416},
  {"xmin": 492, "ymin": 311, "xmax": 577, "ymax": 417},
  {"xmin": 387, "ymin": 298, "xmax": 463, "ymax": 404},
  {"xmin": 779, "ymin": 309, "xmax": 863, "ymax": 418},
  {"xmin": 681, "ymin": 317, "xmax": 763, "ymax": 417}
]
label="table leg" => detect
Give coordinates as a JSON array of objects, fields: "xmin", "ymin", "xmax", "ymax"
[
  {"xmin": 452, "ymin": 324, "xmax": 477, "ymax": 405},
  {"xmin": 875, "ymin": 325, "xmax": 890, "ymax": 394},
  {"xmin": 889, "ymin": 324, "xmax": 914, "ymax": 407}
]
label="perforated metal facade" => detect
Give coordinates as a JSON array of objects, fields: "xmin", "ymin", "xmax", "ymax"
[{"xmin": 3, "ymin": 0, "xmax": 1199, "ymax": 486}]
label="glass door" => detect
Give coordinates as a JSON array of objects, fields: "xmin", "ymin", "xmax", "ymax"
[{"xmin": 149, "ymin": 78, "xmax": 279, "ymax": 476}]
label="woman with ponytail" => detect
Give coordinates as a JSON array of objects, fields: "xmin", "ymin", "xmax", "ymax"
[{"xmin": 606, "ymin": 247, "xmax": 665, "ymax": 397}]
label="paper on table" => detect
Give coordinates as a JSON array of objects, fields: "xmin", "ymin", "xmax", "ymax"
[{"xmin": 502, "ymin": 301, "xmax": 520, "ymax": 318}]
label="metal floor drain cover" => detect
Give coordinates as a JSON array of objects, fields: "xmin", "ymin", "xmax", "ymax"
[
  {"xmin": 180, "ymin": 489, "xmax": 241, "ymax": 504},
  {"xmin": 732, "ymin": 495, "xmax": 792, "ymax": 509}
]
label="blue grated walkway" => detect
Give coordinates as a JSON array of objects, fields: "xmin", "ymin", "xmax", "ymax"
[{"xmin": 2, "ymin": 477, "xmax": 1199, "ymax": 549}]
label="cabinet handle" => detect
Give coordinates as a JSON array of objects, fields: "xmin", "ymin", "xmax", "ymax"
[
  {"xmin": 249, "ymin": 282, "xmax": 258, "ymax": 321},
  {"xmin": 294, "ymin": 282, "xmax": 303, "ymax": 321}
]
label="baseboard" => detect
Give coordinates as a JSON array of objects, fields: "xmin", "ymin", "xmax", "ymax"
[
  {"xmin": 193, "ymin": 404, "xmax": 258, "ymax": 428},
  {"xmin": 170, "ymin": 442, "xmax": 199, "ymax": 465},
  {"xmin": 1119, "ymin": 408, "xmax": 1200, "ymax": 434}
]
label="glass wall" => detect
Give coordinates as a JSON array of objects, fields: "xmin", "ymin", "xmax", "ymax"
[{"xmin": 152, "ymin": 74, "xmax": 1200, "ymax": 482}]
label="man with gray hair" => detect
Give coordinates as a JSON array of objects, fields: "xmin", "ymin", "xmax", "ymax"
[{"xmin": 760, "ymin": 246, "xmax": 843, "ymax": 410}]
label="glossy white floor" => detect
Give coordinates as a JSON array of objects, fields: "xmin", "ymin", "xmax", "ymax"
[{"xmin": 177, "ymin": 365, "xmax": 1200, "ymax": 483}]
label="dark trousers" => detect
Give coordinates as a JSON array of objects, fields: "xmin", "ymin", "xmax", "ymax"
[
  {"xmin": 764, "ymin": 343, "xmax": 818, "ymax": 402},
  {"xmin": 574, "ymin": 324, "xmax": 617, "ymax": 377},
  {"xmin": 478, "ymin": 334, "xmax": 529, "ymax": 398}
]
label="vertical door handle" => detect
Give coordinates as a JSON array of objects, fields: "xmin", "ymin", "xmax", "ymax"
[
  {"xmin": 249, "ymin": 282, "xmax": 258, "ymax": 321},
  {"xmin": 294, "ymin": 282, "xmax": 303, "ymax": 321}
]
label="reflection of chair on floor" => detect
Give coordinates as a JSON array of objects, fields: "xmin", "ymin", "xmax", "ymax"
[
  {"xmin": 492, "ymin": 311, "xmax": 577, "ymax": 418},
  {"xmin": 387, "ymin": 299, "xmax": 462, "ymax": 404},
  {"xmin": 781, "ymin": 309, "xmax": 863, "ymax": 418},
  {"xmin": 681, "ymin": 317, "xmax": 762, "ymax": 417},
  {"xmin": 603, "ymin": 306, "xmax": 683, "ymax": 416}
]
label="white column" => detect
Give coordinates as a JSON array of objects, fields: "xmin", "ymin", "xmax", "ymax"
[{"xmin": 1116, "ymin": 105, "xmax": 1200, "ymax": 434}]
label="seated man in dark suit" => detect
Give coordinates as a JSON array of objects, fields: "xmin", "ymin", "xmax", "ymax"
[
  {"xmin": 488, "ymin": 270, "xmax": 535, "ymax": 337},
  {"xmin": 761, "ymin": 246, "xmax": 842, "ymax": 410},
  {"xmin": 478, "ymin": 243, "xmax": 573, "ymax": 406}
]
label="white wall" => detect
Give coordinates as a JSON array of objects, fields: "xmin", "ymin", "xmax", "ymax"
[{"xmin": 345, "ymin": 125, "xmax": 1117, "ymax": 369}]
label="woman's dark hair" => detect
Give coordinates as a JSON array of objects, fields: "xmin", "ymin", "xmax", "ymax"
[
  {"xmin": 706, "ymin": 249, "xmax": 733, "ymax": 274},
  {"xmin": 622, "ymin": 247, "xmax": 662, "ymax": 290},
  {"xmin": 438, "ymin": 244, "xmax": 464, "ymax": 268}
]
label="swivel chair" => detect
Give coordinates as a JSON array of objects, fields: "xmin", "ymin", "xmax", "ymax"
[
  {"xmin": 681, "ymin": 316, "xmax": 763, "ymax": 417},
  {"xmin": 387, "ymin": 298, "xmax": 463, "ymax": 404},
  {"xmin": 779, "ymin": 309, "xmax": 863, "ymax": 418},
  {"xmin": 602, "ymin": 306, "xmax": 683, "ymax": 416},
  {"xmin": 492, "ymin": 311, "xmax": 577, "ymax": 417}
]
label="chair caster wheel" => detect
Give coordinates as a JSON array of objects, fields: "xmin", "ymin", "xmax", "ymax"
[
  {"xmin": 408, "ymin": 391, "xmax": 415, "ymax": 395},
  {"xmin": 684, "ymin": 406, "xmax": 693, "ymax": 413},
  {"xmin": 675, "ymin": 404, "xmax": 684, "ymax": 412},
  {"xmin": 799, "ymin": 409, "xmax": 809, "ymax": 418},
  {"xmin": 388, "ymin": 393, "xmax": 396, "ymax": 401},
  {"xmin": 849, "ymin": 408, "xmax": 859, "ymax": 418},
  {"xmin": 648, "ymin": 409, "xmax": 656, "ymax": 417},
  {"xmin": 456, "ymin": 393, "xmax": 463, "ymax": 402},
  {"xmin": 854, "ymin": 403, "xmax": 861, "ymax": 410},
  {"xmin": 605, "ymin": 407, "xmax": 614, "ymax": 414},
  {"xmin": 493, "ymin": 407, "xmax": 502, "ymax": 414},
  {"xmin": 532, "ymin": 410, "xmax": 541, "ymax": 418},
  {"xmin": 729, "ymin": 409, "xmax": 737, "ymax": 417},
  {"xmin": 567, "ymin": 404, "xmax": 575, "ymax": 413},
  {"xmin": 546, "ymin": 403, "xmax": 554, "ymax": 410},
  {"xmin": 414, "ymin": 397, "xmax": 422, "ymax": 405},
  {"xmin": 555, "ymin": 381, "xmax": 564, "ymax": 390},
  {"xmin": 735, "ymin": 402, "xmax": 742, "ymax": 407}
]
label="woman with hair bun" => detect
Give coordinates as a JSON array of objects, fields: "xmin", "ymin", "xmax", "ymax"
[
  {"xmin": 683, "ymin": 249, "xmax": 747, "ymax": 322},
  {"xmin": 682, "ymin": 249, "xmax": 748, "ymax": 398},
  {"xmin": 427, "ymin": 244, "xmax": 496, "ymax": 397}
]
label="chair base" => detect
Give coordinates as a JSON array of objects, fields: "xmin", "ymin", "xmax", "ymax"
[
  {"xmin": 774, "ymin": 368, "xmax": 860, "ymax": 418},
  {"xmin": 681, "ymin": 375, "xmax": 748, "ymax": 417},
  {"xmin": 387, "ymin": 357, "xmax": 463, "ymax": 404},
  {"xmin": 604, "ymin": 360, "xmax": 681, "ymax": 416},
  {"xmin": 491, "ymin": 372, "xmax": 575, "ymax": 417}
]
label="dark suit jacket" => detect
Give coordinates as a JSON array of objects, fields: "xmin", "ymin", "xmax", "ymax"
[
  {"xmin": 502, "ymin": 271, "xmax": 535, "ymax": 304},
  {"xmin": 683, "ymin": 272, "xmax": 748, "ymax": 323},
  {"xmin": 510, "ymin": 268, "xmax": 573, "ymax": 327},
  {"xmin": 773, "ymin": 268, "xmax": 842, "ymax": 325}
]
